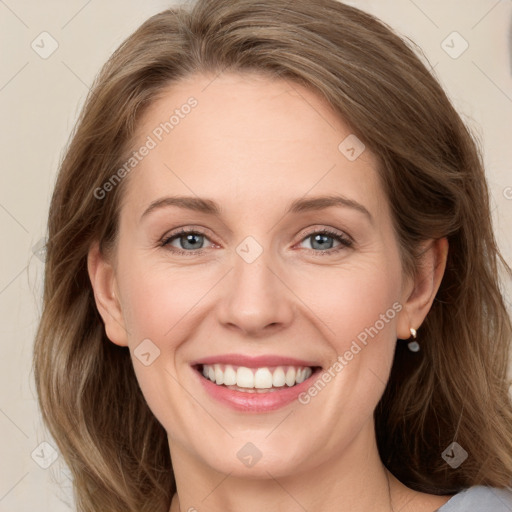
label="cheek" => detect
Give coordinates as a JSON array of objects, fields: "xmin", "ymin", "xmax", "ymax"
[
  {"xmin": 115, "ymin": 257, "xmax": 211, "ymax": 430},
  {"xmin": 295, "ymin": 257, "xmax": 403, "ymax": 350},
  {"xmin": 118, "ymin": 259, "xmax": 209, "ymax": 343}
]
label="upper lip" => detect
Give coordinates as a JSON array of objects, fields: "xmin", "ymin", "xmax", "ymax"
[{"xmin": 191, "ymin": 354, "xmax": 321, "ymax": 368}]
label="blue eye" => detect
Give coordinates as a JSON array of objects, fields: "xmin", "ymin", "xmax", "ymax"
[
  {"xmin": 299, "ymin": 229, "xmax": 353, "ymax": 254},
  {"xmin": 161, "ymin": 229, "xmax": 211, "ymax": 256},
  {"xmin": 161, "ymin": 227, "xmax": 353, "ymax": 256}
]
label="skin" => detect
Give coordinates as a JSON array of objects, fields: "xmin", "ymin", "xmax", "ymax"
[{"xmin": 88, "ymin": 72, "xmax": 452, "ymax": 512}]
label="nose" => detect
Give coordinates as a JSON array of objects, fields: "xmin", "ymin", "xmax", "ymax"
[{"xmin": 216, "ymin": 244, "xmax": 295, "ymax": 338}]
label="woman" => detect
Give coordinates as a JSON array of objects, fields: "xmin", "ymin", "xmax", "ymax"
[{"xmin": 33, "ymin": 0, "xmax": 512, "ymax": 510}]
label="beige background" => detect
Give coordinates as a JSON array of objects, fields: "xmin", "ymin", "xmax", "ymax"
[{"xmin": 1, "ymin": 0, "xmax": 511, "ymax": 510}]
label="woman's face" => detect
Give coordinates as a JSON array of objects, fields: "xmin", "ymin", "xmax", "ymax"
[{"xmin": 97, "ymin": 72, "xmax": 417, "ymax": 477}]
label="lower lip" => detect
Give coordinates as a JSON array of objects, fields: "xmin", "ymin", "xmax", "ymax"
[{"xmin": 194, "ymin": 367, "xmax": 322, "ymax": 412}]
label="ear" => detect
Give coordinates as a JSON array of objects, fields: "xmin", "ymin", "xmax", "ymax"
[
  {"xmin": 396, "ymin": 237, "xmax": 449, "ymax": 340},
  {"xmin": 87, "ymin": 241, "xmax": 129, "ymax": 347}
]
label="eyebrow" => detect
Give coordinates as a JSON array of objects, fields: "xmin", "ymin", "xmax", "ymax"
[{"xmin": 140, "ymin": 194, "xmax": 373, "ymax": 223}]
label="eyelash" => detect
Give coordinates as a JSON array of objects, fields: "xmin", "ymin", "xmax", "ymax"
[{"xmin": 160, "ymin": 227, "xmax": 353, "ymax": 257}]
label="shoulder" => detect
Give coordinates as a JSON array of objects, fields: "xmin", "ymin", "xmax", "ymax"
[{"xmin": 436, "ymin": 485, "xmax": 512, "ymax": 511}]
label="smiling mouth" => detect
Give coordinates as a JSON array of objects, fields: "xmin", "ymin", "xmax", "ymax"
[{"xmin": 195, "ymin": 364, "xmax": 321, "ymax": 393}]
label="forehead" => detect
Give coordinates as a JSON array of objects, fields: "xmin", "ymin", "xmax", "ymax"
[{"xmin": 122, "ymin": 72, "xmax": 384, "ymax": 219}]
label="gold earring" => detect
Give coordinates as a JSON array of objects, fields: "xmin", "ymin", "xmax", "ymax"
[{"xmin": 407, "ymin": 327, "xmax": 419, "ymax": 352}]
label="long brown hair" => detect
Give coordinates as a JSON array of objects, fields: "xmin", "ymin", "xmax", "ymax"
[{"xmin": 33, "ymin": 0, "xmax": 512, "ymax": 510}]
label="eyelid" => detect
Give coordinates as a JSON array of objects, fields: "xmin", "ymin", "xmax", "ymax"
[
  {"xmin": 160, "ymin": 225, "xmax": 354, "ymax": 255},
  {"xmin": 295, "ymin": 225, "xmax": 354, "ymax": 245},
  {"xmin": 160, "ymin": 226, "xmax": 218, "ymax": 255},
  {"xmin": 160, "ymin": 225, "xmax": 216, "ymax": 243}
]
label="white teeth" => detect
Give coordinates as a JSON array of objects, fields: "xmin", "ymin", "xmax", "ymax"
[
  {"xmin": 214, "ymin": 366, "xmax": 224, "ymax": 385},
  {"xmin": 285, "ymin": 367, "xmax": 296, "ymax": 387},
  {"xmin": 254, "ymin": 368, "xmax": 273, "ymax": 389},
  {"xmin": 296, "ymin": 367, "xmax": 312, "ymax": 383},
  {"xmin": 236, "ymin": 367, "xmax": 254, "ymax": 388},
  {"xmin": 272, "ymin": 367, "xmax": 286, "ymax": 387},
  {"xmin": 201, "ymin": 364, "xmax": 314, "ymax": 389},
  {"xmin": 223, "ymin": 365, "xmax": 237, "ymax": 386}
]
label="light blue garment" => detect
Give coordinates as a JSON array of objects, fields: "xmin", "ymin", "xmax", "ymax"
[{"xmin": 436, "ymin": 486, "xmax": 512, "ymax": 511}]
